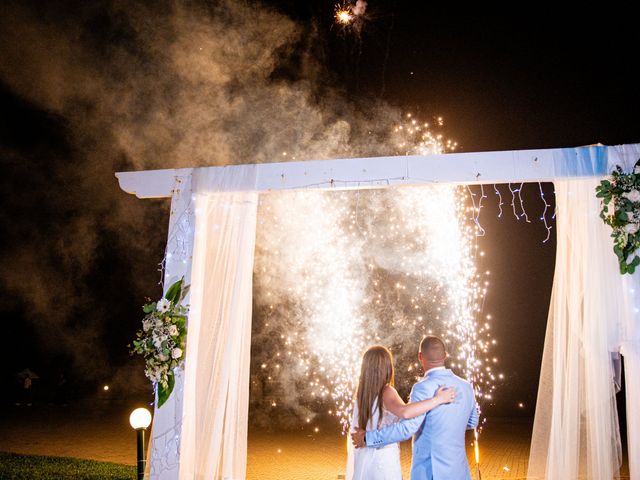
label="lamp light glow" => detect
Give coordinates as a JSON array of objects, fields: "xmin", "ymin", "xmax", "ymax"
[{"xmin": 129, "ymin": 407, "xmax": 152, "ymax": 430}]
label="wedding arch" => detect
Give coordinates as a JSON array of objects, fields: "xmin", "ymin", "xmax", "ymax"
[{"xmin": 117, "ymin": 143, "xmax": 640, "ymax": 480}]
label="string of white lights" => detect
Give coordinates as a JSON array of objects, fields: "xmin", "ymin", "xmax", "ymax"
[
  {"xmin": 538, "ymin": 182, "xmax": 553, "ymax": 243},
  {"xmin": 466, "ymin": 185, "xmax": 486, "ymax": 237},
  {"xmin": 508, "ymin": 183, "xmax": 519, "ymax": 220},
  {"xmin": 494, "ymin": 184, "xmax": 504, "ymax": 218},
  {"xmin": 517, "ymin": 182, "xmax": 531, "ymax": 223}
]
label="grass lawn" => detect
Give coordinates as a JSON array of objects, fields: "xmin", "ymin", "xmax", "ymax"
[{"xmin": 0, "ymin": 452, "xmax": 136, "ymax": 479}]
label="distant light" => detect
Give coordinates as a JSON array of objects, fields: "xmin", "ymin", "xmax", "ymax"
[
  {"xmin": 103, "ymin": 385, "xmax": 109, "ymax": 391},
  {"xmin": 129, "ymin": 408, "xmax": 152, "ymax": 430},
  {"xmin": 503, "ymin": 466, "xmax": 511, "ymax": 472},
  {"xmin": 277, "ymin": 448, "xmax": 282, "ymax": 453},
  {"xmin": 518, "ymin": 402, "xmax": 525, "ymax": 408},
  {"xmin": 314, "ymin": 427, "xmax": 319, "ymax": 433}
]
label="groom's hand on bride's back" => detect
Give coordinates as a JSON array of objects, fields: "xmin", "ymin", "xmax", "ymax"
[{"xmin": 351, "ymin": 428, "xmax": 366, "ymax": 449}]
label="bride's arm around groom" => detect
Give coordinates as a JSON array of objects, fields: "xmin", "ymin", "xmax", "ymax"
[{"xmin": 364, "ymin": 378, "xmax": 441, "ymax": 447}]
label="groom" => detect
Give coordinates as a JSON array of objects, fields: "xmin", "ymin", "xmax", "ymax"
[{"xmin": 351, "ymin": 335, "xmax": 479, "ymax": 480}]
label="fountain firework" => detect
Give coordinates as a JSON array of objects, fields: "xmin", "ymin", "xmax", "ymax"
[{"xmin": 251, "ymin": 117, "xmax": 496, "ymax": 432}]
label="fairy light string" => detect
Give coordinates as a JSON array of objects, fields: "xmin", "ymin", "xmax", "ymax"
[{"xmin": 539, "ymin": 182, "xmax": 553, "ymax": 243}]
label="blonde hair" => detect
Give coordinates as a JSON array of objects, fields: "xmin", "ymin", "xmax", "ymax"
[{"xmin": 356, "ymin": 345, "xmax": 394, "ymax": 430}]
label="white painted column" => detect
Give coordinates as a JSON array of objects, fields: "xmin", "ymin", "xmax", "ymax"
[{"xmin": 148, "ymin": 170, "xmax": 195, "ymax": 480}]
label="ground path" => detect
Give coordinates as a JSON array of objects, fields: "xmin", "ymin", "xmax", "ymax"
[{"xmin": 0, "ymin": 405, "xmax": 629, "ymax": 479}]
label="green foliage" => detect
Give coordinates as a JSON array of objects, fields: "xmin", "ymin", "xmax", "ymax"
[
  {"xmin": 129, "ymin": 278, "xmax": 190, "ymax": 408},
  {"xmin": 596, "ymin": 160, "xmax": 640, "ymax": 275},
  {"xmin": 0, "ymin": 452, "xmax": 135, "ymax": 480},
  {"xmin": 157, "ymin": 370, "xmax": 175, "ymax": 408}
]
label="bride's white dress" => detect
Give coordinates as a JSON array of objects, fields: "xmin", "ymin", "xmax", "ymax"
[{"xmin": 346, "ymin": 399, "xmax": 403, "ymax": 480}]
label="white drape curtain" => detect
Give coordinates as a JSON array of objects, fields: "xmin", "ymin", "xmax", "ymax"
[
  {"xmin": 528, "ymin": 178, "xmax": 623, "ymax": 479},
  {"xmin": 179, "ymin": 166, "xmax": 258, "ymax": 480},
  {"xmin": 611, "ymin": 144, "xmax": 640, "ymax": 480},
  {"xmin": 529, "ymin": 144, "xmax": 640, "ymax": 479}
]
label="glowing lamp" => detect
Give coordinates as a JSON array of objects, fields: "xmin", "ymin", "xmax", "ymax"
[
  {"xmin": 129, "ymin": 407, "xmax": 152, "ymax": 480},
  {"xmin": 129, "ymin": 408, "xmax": 152, "ymax": 430}
]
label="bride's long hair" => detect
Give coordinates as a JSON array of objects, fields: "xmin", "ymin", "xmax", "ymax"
[{"xmin": 355, "ymin": 345, "xmax": 395, "ymax": 430}]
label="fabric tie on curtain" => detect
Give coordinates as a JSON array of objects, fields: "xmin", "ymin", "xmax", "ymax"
[{"xmin": 179, "ymin": 165, "xmax": 258, "ymax": 480}]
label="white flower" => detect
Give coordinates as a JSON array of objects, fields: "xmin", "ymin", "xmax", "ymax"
[
  {"xmin": 142, "ymin": 320, "xmax": 153, "ymax": 332},
  {"xmin": 156, "ymin": 298, "xmax": 171, "ymax": 313},
  {"xmin": 171, "ymin": 348, "xmax": 183, "ymax": 359},
  {"xmin": 624, "ymin": 223, "xmax": 640, "ymax": 234},
  {"xmin": 158, "ymin": 353, "xmax": 169, "ymax": 362},
  {"xmin": 623, "ymin": 189, "xmax": 640, "ymax": 203},
  {"xmin": 168, "ymin": 325, "xmax": 179, "ymax": 336},
  {"xmin": 155, "ymin": 318, "xmax": 163, "ymax": 328},
  {"xmin": 634, "ymin": 165, "xmax": 640, "ymax": 174}
]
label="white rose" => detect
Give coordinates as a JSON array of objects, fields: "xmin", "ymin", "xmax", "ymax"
[
  {"xmin": 171, "ymin": 348, "xmax": 183, "ymax": 359},
  {"xmin": 624, "ymin": 223, "xmax": 640, "ymax": 234},
  {"xmin": 156, "ymin": 298, "xmax": 171, "ymax": 313},
  {"xmin": 623, "ymin": 189, "xmax": 640, "ymax": 203},
  {"xmin": 168, "ymin": 325, "xmax": 179, "ymax": 336}
]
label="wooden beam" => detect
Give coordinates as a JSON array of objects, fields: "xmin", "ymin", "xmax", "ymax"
[{"xmin": 115, "ymin": 144, "xmax": 620, "ymax": 199}]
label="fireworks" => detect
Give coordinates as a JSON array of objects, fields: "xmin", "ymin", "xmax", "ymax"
[
  {"xmin": 251, "ymin": 115, "xmax": 497, "ymax": 432},
  {"xmin": 334, "ymin": 1, "xmax": 367, "ymax": 27},
  {"xmin": 393, "ymin": 113, "xmax": 458, "ymax": 155},
  {"xmin": 335, "ymin": 8, "xmax": 353, "ymax": 25}
]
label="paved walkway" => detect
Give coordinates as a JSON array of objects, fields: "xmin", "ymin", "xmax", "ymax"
[
  {"xmin": 0, "ymin": 405, "xmax": 630, "ymax": 479},
  {"xmin": 247, "ymin": 420, "xmax": 532, "ymax": 480}
]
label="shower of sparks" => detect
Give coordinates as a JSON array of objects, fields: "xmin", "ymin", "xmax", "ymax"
[
  {"xmin": 393, "ymin": 113, "xmax": 458, "ymax": 155},
  {"xmin": 251, "ymin": 115, "xmax": 497, "ymax": 433},
  {"xmin": 253, "ymin": 191, "xmax": 367, "ymax": 430}
]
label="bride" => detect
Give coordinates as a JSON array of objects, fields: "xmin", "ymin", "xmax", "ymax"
[{"xmin": 346, "ymin": 345, "xmax": 455, "ymax": 480}]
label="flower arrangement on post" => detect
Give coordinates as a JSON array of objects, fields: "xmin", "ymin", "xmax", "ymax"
[
  {"xmin": 596, "ymin": 160, "xmax": 640, "ymax": 274},
  {"xmin": 130, "ymin": 278, "xmax": 189, "ymax": 407}
]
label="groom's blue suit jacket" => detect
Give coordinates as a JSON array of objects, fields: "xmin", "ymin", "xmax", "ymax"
[{"xmin": 366, "ymin": 368, "xmax": 479, "ymax": 480}]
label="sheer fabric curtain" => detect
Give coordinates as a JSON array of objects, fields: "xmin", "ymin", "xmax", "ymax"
[
  {"xmin": 179, "ymin": 166, "xmax": 258, "ymax": 480},
  {"xmin": 527, "ymin": 177, "xmax": 622, "ymax": 479},
  {"xmin": 610, "ymin": 144, "xmax": 640, "ymax": 480}
]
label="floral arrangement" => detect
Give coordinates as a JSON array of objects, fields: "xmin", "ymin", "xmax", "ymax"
[
  {"xmin": 596, "ymin": 160, "xmax": 640, "ymax": 275},
  {"xmin": 131, "ymin": 278, "xmax": 189, "ymax": 407}
]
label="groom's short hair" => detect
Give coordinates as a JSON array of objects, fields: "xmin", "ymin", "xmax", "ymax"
[{"xmin": 420, "ymin": 335, "xmax": 447, "ymax": 362}]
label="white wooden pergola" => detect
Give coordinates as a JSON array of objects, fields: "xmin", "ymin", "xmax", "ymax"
[{"xmin": 116, "ymin": 143, "xmax": 634, "ymax": 480}]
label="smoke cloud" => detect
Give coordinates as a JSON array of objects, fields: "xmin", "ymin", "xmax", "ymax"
[{"xmin": 0, "ymin": 1, "xmax": 402, "ymax": 387}]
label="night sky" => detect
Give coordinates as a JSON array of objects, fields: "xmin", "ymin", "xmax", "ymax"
[{"xmin": 1, "ymin": 1, "xmax": 638, "ymax": 418}]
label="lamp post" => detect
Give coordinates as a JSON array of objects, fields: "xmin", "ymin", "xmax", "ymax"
[{"xmin": 129, "ymin": 407, "xmax": 152, "ymax": 480}]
